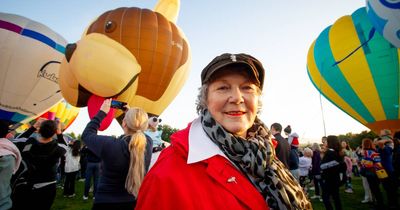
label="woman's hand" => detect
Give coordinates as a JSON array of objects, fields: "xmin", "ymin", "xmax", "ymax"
[
  {"xmin": 122, "ymin": 103, "xmax": 130, "ymax": 113},
  {"xmin": 33, "ymin": 117, "xmax": 45, "ymax": 130},
  {"xmin": 56, "ymin": 120, "xmax": 63, "ymax": 135},
  {"xmin": 100, "ymin": 98, "xmax": 112, "ymax": 114}
]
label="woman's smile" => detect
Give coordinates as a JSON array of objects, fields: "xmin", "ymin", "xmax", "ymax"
[
  {"xmin": 225, "ymin": 111, "xmax": 246, "ymax": 116},
  {"xmin": 206, "ymin": 68, "xmax": 260, "ymax": 138}
]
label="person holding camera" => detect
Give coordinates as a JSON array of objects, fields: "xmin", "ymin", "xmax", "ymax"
[
  {"xmin": 81, "ymin": 99, "xmax": 153, "ymax": 210},
  {"xmin": 12, "ymin": 119, "xmax": 67, "ymax": 210}
]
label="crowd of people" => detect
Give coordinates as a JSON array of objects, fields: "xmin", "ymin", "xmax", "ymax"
[
  {"xmin": 0, "ymin": 52, "xmax": 399, "ymax": 210},
  {"xmin": 278, "ymin": 130, "xmax": 400, "ymax": 210}
]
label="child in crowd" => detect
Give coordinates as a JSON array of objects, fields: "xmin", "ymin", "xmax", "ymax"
[
  {"xmin": 299, "ymin": 147, "xmax": 313, "ymax": 194},
  {"xmin": 63, "ymin": 140, "xmax": 81, "ymax": 197}
]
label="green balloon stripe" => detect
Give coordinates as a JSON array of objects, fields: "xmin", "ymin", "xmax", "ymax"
[
  {"xmin": 312, "ymin": 24, "xmax": 375, "ymax": 123},
  {"xmin": 352, "ymin": 8, "xmax": 399, "ymax": 121}
]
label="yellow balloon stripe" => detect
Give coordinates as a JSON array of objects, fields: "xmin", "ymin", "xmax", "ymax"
[
  {"xmin": 63, "ymin": 107, "xmax": 79, "ymax": 124},
  {"xmin": 49, "ymin": 104, "xmax": 58, "ymax": 114},
  {"xmin": 55, "ymin": 102, "xmax": 66, "ymax": 119},
  {"xmin": 329, "ymin": 15, "xmax": 386, "ymax": 121},
  {"xmin": 15, "ymin": 100, "xmax": 79, "ymax": 133},
  {"xmin": 60, "ymin": 107, "xmax": 70, "ymax": 123},
  {"xmin": 308, "ymin": 40, "xmax": 367, "ymax": 124}
]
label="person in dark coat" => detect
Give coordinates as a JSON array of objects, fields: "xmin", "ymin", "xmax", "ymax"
[
  {"xmin": 320, "ymin": 135, "xmax": 344, "ymax": 210},
  {"xmin": 310, "ymin": 143, "xmax": 322, "ymax": 200},
  {"xmin": 284, "ymin": 125, "xmax": 300, "ymax": 180},
  {"xmin": 81, "ymin": 145, "xmax": 101, "ymax": 200},
  {"xmin": 82, "ymin": 100, "xmax": 152, "ymax": 210},
  {"xmin": 12, "ymin": 120, "xmax": 67, "ymax": 210},
  {"xmin": 271, "ymin": 123, "xmax": 290, "ymax": 168}
]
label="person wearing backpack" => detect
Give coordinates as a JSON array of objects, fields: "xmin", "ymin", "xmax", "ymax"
[
  {"xmin": 0, "ymin": 121, "xmax": 21, "ymax": 210},
  {"xmin": 11, "ymin": 120, "xmax": 66, "ymax": 210}
]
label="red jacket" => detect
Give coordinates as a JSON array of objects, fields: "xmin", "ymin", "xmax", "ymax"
[{"xmin": 136, "ymin": 123, "xmax": 268, "ymax": 210}]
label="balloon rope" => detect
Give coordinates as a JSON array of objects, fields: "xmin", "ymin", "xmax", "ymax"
[
  {"xmin": 319, "ymin": 91, "xmax": 327, "ymax": 137},
  {"xmin": 318, "ymin": 64, "xmax": 327, "ymax": 136},
  {"xmin": 332, "ymin": 28, "xmax": 376, "ymax": 67}
]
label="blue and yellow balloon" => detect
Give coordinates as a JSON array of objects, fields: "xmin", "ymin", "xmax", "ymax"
[{"xmin": 307, "ymin": 7, "xmax": 400, "ymax": 133}]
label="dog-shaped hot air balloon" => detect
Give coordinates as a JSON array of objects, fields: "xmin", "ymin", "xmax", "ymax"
[{"xmin": 59, "ymin": 0, "xmax": 191, "ymax": 130}]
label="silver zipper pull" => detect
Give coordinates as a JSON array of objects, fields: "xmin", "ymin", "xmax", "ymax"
[{"xmin": 227, "ymin": 176, "xmax": 237, "ymax": 184}]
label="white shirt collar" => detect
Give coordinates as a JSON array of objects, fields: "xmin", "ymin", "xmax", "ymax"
[{"xmin": 187, "ymin": 118, "xmax": 227, "ymax": 164}]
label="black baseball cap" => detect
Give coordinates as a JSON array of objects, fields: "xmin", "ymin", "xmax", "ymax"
[{"xmin": 201, "ymin": 53, "xmax": 265, "ymax": 89}]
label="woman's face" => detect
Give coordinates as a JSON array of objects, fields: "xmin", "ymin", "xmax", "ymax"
[
  {"xmin": 206, "ymin": 69, "xmax": 260, "ymax": 138},
  {"xmin": 322, "ymin": 138, "xmax": 327, "ymax": 146},
  {"xmin": 341, "ymin": 141, "xmax": 347, "ymax": 148}
]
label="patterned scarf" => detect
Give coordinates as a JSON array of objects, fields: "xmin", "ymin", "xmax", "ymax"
[{"xmin": 201, "ymin": 109, "xmax": 312, "ymax": 210}]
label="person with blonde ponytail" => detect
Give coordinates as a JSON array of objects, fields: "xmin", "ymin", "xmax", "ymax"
[{"xmin": 82, "ymin": 99, "xmax": 153, "ymax": 210}]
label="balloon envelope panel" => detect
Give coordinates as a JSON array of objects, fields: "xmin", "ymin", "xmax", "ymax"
[
  {"xmin": 86, "ymin": 7, "xmax": 190, "ymax": 116},
  {"xmin": 58, "ymin": 2, "xmax": 191, "ymax": 131},
  {"xmin": 16, "ymin": 99, "xmax": 80, "ymax": 133},
  {"xmin": 366, "ymin": 0, "xmax": 400, "ymax": 47},
  {"xmin": 0, "ymin": 12, "xmax": 66, "ymax": 123},
  {"xmin": 307, "ymin": 7, "xmax": 400, "ymax": 133}
]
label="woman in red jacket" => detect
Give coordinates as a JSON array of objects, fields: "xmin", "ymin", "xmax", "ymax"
[{"xmin": 136, "ymin": 53, "xmax": 311, "ymax": 210}]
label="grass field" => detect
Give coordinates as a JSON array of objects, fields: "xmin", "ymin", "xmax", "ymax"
[{"xmin": 50, "ymin": 176, "xmax": 389, "ymax": 210}]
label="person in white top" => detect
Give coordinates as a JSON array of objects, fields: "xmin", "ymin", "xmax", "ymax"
[
  {"xmin": 299, "ymin": 147, "xmax": 313, "ymax": 192},
  {"xmin": 144, "ymin": 116, "xmax": 170, "ymax": 169},
  {"xmin": 63, "ymin": 140, "xmax": 81, "ymax": 197}
]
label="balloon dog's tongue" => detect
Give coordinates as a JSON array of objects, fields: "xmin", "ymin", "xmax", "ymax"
[{"xmin": 88, "ymin": 95, "xmax": 116, "ymax": 131}]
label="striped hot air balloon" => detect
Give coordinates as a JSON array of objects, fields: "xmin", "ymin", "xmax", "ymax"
[
  {"xmin": 0, "ymin": 12, "xmax": 66, "ymax": 124},
  {"xmin": 307, "ymin": 7, "xmax": 400, "ymax": 134},
  {"xmin": 40, "ymin": 99, "xmax": 80, "ymax": 130},
  {"xmin": 16, "ymin": 99, "xmax": 80, "ymax": 133}
]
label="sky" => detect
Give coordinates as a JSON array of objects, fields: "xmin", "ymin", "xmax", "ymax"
[{"xmin": 2, "ymin": 0, "xmax": 371, "ymax": 143}]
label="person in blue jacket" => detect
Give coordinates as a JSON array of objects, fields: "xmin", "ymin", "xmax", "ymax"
[
  {"xmin": 82, "ymin": 99, "xmax": 153, "ymax": 210},
  {"xmin": 376, "ymin": 136, "xmax": 398, "ymax": 209}
]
